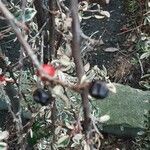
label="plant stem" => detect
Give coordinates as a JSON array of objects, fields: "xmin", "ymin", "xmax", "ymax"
[{"xmin": 70, "ymin": 0, "xmax": 92, "ymax": 145}]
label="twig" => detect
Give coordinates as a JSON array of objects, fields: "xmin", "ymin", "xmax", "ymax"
[
  {"xmin": 48, "ymin": 0, "xmax": 56, "ymax": 59},
  {"xmin": 80, "ymin": 30, "xmax": 99, "ymax": 44},
  {"xmin": 137, "ymin": 54, "xmax": 144, "ymax": 77},
  {"xmin": 70, "ymin": 0, "xmax": 92, "ymax": 147},
  {"xmin": 28, "ymin": 19, "xmax": 48, "ymax": 43},
  {"xmin": 117, "ymin": 24, "xmax": 143, "ymax": 35},
  {"xmin": 59, "ymin": 0, "xmax": 70, "ymax": 16},
  {"xmin": 15, "ymin": 0, "xmax": 27, "ymax": 148}
]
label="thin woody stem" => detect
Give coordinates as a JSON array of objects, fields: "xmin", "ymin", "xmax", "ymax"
[{"xmin": 70, "ymin": 0, "xmax": 92, "ymax": 144}]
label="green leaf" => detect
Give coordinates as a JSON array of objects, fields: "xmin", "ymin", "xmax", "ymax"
[
  {"xmin": 0, "ymin": 142, "xmax": 7, "ymax": 150},
  {"xmin": 140, "ymin": 52, "xmax": 150, "ymax": 59},
  {"xmin": 14, "ymin": 8, "xmax": 36, "ymax": 22},
  {"xmin": 57, "ymin": 135, "xmax": 70, "ymax": 148}
]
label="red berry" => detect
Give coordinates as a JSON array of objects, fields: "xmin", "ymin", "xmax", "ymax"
[
  {"xmin": 0, "ymin": 75, "xmax": 6, "ymax": 82},
  {"xmin": 36, "ymin": 64, "xmax": 56, "ymax": 80},
  {"xmin": 42, "ymin": 64, "xmax": 55, "ymax": 77}
]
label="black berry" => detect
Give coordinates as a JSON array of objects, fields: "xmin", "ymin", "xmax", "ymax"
[
  {"xmin": 33, "ymin": 88, "xmax": 52, "ymax": 106},
  {"xmin": 89, "ymin": 80, "xmax": 109, "ymax": 99}
]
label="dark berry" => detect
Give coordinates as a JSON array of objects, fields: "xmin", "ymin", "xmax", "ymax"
[
  {"xmin": 89, "ymin": 80, "xmax": 109, "ymax": 99},
  {"xmin": 33, "ymin": 88, "xmax": 52, "ymax": 106}
]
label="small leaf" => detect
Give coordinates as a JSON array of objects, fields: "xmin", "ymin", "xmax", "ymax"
[
  {"xmin": 65, "ymin": 43, "xmax": 72, "ymax": 56},
  {"xmin": 71, "ymin": 142, "xmax": 78, "ymax": 147},
  {"xmin": 29, "ymin": 129, "xmax": 33, "ymax": 138},
  {"xmin": 53, "ymin": 85, "xmax": 70, "ymax": 107},
  {"xmin": 140, "ymin": 52, "xmax": 150, "ymax": 59},
  {"xmin": 0, "ymin": 142, "xmax": 7, "ymax": 150},
  {"xmin": 57, "ymin": 135, "xmax": 70, "ymax": 147},
  {"xmin": 84, "ymin": 63, "xmax": 90, "ymax": 72},
  {"xmin": 60, "ymin": 55, "xmax": 71, "ymax": 66},
  {"xmin": 137, "ymin": 131, "xmax": 145, "ymax": 136},
  {"xmin": 24, "ymin": 8, "xmax": 37, "ymax": 22},
  {"xmin": 100, "ymin": 11, "xmax": 110, "ymax": 18},
  {"xmin": 15, "ymin": 8, "xmax": 37, "ymax": 22},
  {"xmin": 107, "ymin": 82, "xmax": 117, "ymax": 93},
  {"xmin": 65, "ymin": 122, "xmax": 74, "ymax": 130},
  {"xmin": 104, "ymin": 47, "xmax": 119, "ymax": 52},
  {"xmin": 72, "ymin": 134, "xmax": 83, "ymax": 143},
  {"xmin": 82, "ymin": 16, "xmax": 92, "ymax": 20},
  {"xmin": 99, "ymin": 115, "xmax": 110, "ymax": 123},
  {"xmin": 53, "ymin": 85, "xmax": 64, "ymax": 96},
  {"xmin": 84, "ymin": 142, "xmax": 90, "ymax": 150},
  {"xmin": 94, "ymin": 15, "xmax": 105, "ymax": 19},
  {"xmin": 0, "ymin": 68, "xmax": 2, "ymax": 74},
  {"xmin": 0, "ymin": 131, "xmax": 9, "ymax": 141},
  {"xmin": 55, "ymin": 126, "xmax": 62, "ymax": 135},
  {"xmin": 57, "ymin": 70, "xmax": 66, "ymax": 82},
  {"xmin": 102, "ymin": 65, "xmax": 107, "ymax": 77},
  {"xmin": 148, "ymin": 2, "xmax": 150, "ymax": 7},
  {"xmin": 64, "ymin": 17, "xmax": 72, "ymax": 29}
]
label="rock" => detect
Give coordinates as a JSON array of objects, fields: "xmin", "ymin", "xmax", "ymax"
[{"xmin": 94, "ymin": 83, "xmax": 150, "ymax": 137}]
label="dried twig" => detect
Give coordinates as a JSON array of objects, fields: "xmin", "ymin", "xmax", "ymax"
[
  {"xmin": 49, "ymin": 0, "xmax": 56, "ymax": 59},
  {"xmin": 70, "ymin": 0, "xmax": 92, "ymax": 146}
]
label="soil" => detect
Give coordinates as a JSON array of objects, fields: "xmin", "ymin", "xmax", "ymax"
[{"xmin": 81, "ymin": 0, "xmax": 148, "ymax": 89}]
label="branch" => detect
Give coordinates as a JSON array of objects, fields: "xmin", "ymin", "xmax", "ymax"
[
  {"xmin": 49, "ymin": 0, "xmax": 56, "ymax": 58},
  {"xmin": 70, "ymin": 0, "xmax": 92, "ymax": 145}
]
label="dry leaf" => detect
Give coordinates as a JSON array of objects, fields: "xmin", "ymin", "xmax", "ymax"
[
  {"xmin": 0, "ymin": 131, "xmax": 9, "ymax": 141},
  {"xmin": 72, "ymin": 134, "xmax": 83, "ymax": 143},
  {"xmin": 57, "ymin": 135, "xmax": 70, "ymax": 145},
  {"xmin": 55, "ymin": 126, "xmax": 62, "ymax": 135},
  {"xmin": 53, "ymin": 85, "xmax": 64, "ymax": 96},
  {"xmin": 60, "ymin": 55, "xmax": 71, "ymax": 66},
  {"xmin": 104, "ymin": 47, "xmax": 119, "ymax": 52},
  {"xmin": 65, "ymin": 122, "xmax": 74, "ymax": 130},
  {"xmin": 82, "ymin": 16, "xmax": 92, "ymax": 20},
  {"xmin": 84, "ymin": 142, "xmax": 90, "ymax": 150},
  {"xmin": 105, "ymin": 0, "xmax": 110, "ymax": 4},
  {"xmin": 99, "ymin": 115, "xmax": 110, "ymax": 123},
  {"xmin": 64, "ymin": 17, "xmax": 72, "ymax": 29},
  {"xmin": 53, "ymin": 85, "xmax": 70, "ymax": 108},
  {"xmin": 84, "ymin": 63, "xmax": 90, "ymax": 72},
  {"xmin": 94, "ymin": 15, "xmax": 105, "ymax": 19},
  {"xmin": 107, "ymin": 82, "xmax": 117, "ymax": 93},
  {"xmin": 100, "ymin": 11, "xmax": 110, "ymax": 18}
]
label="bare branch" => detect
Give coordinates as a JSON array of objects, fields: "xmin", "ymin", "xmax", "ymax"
[
  {"xmin": 70, "ymin": 0, "xmax": 92, "ymax": 145},
  {"xmin": 49, "ymin": 0, "xmax": 56, "ymax": 58}
]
